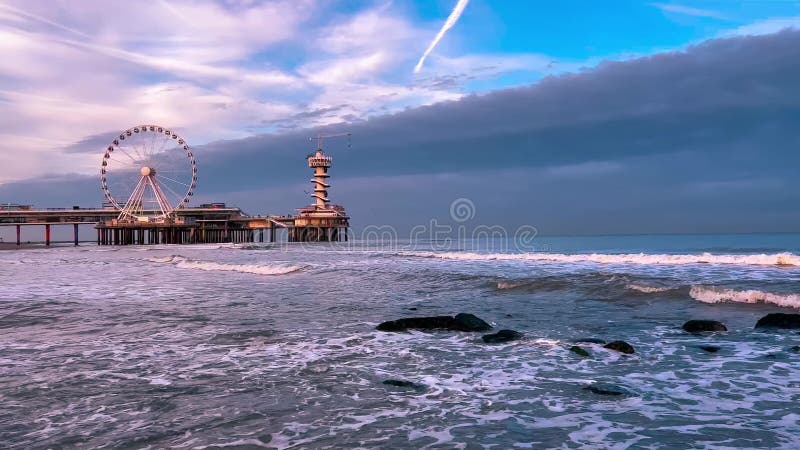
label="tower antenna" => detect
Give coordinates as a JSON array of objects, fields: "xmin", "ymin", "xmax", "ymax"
[{"xmin": 309, "ymin": 132, "xmax": 351, "ymax": 152}]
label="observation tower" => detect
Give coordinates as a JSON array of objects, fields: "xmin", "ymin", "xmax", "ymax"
[
  {"xmin": 289, "ymin": 134, "xmax": 350, "ymax": 242},
  {"xmin": 308, "ymin": 149, "xmax": 332, "ymax": 209}
]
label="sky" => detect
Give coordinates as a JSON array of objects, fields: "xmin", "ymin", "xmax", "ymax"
[{"xmin": 1, "ymin": 0, "xmax": 799, "ymax": 236}]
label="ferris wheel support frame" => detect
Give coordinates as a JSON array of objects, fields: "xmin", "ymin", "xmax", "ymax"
[{"xmin": 117, "ymin": 171, "xmax": 174, "ymax": 221}]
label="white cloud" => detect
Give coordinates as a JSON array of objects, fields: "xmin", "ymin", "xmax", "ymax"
[
  {"xmin": 315, "ymin": 3, "xmax": 418, "ymax": 56},
  {"xmin": 416, "ymin": 52, "xmax": 568, "ymax": 83},
  {"xmin": 723, "ymin": 16, "xmax": 800, "ymax": 37},
  {"xmin": 301, "ymin": 52, "xmax": 390, "ymax": 85},
  {"xmin": 295, "ymin": 4, "xmax": 465, "ymax": 128},
  {"xmin": 652, "ymin": 3, "xmax": 726, "ymax": 20},
  {"xmin": 0, "ymin": 0, "xmax": 310, "ymax": 182}
]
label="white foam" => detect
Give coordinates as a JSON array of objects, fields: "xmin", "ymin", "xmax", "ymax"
[
  {"xmin": 626, "ymin": 283, "xmax": 675, "ymax": 293},
  {"xmin": 175, "ymin": 260, "xmax": 304, "ymax": 276},
  {"xmin": 148, "ymin": 255, "xmax": 303, "ymax": 275},
  {"xmin": 400, "ymin": 251, "xmax": 800, "ymax": 266},
  {"xmin": 148, "ymin": 377, "xmax": 171, "ymax": 386},
  {"xmin": 690, "ymin": 285, "xmax": 800, "ymax": 308},
  {"xmin": 496, "ymin": 280, "xmax": 528, "ymax": 290},
  {"xmin": 147, "ymin": 255, "xmax": 184, "ymax": 263}
]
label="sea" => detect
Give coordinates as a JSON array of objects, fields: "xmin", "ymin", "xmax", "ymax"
[{"xmin": 1, "ymin": 233, "xmax": 799, "ymax": 449}]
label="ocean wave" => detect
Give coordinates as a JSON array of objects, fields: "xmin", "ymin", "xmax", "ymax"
[
  {"xmin": 495, "ymin": 272, "xmax": 624, "ymax": 291},
  {"xmin": 148, "ymin": 255, "xmax": 304, "ymax": 276},
  {"xmin": 399, "ymin": 251, "xmax": 800, "ymax": 266},
  {"xmin": 690, "ymin": 285, "xmax": 800, "ymax": 308},
  {"xmin": 495, "ymin": 277, "xmax": 574, "ymax": 291},
  {"xmin": 148, "ymin": 255, "xmax": 182, "ymax": 263},
  {"xmin": 625, "ymin": 283, "xmax": 677, "ymax": 293},
  {"xmin": 495, "ymin": 273, "xmax": 682, "ymax": 297}
]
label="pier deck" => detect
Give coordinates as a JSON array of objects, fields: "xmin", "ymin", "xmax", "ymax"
[{"xmin": 0, "ymin": 206, "xmax": 348, "ymax": 246}]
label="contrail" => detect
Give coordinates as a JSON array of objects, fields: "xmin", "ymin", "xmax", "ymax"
[{"xmin": 413, "ymin": 0, "xmax": 470, "ymax": 73}]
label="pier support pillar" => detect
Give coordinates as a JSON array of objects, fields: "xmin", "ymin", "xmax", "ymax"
[
  {"xmin": 45, "ymin": 224, "xmax": 51, "ymax": 246},
  {"xmin": 73, "ymin": 224, "xmax": 79, "ymax": 246},
  {"xmin": 16, "ymin": 225, "xmax": 20, "ymax": 246}
]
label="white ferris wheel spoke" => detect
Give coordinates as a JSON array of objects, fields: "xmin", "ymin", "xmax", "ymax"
[
  {"xmin": 149, "ymin": 176, "xmax": 173, "ymax": 216},
  {"xmin": 116, "ymin": 146, "xmax": 140, "ymax": 164},
  {"xmin": 107, "ymin": 157, "xmax": 135, "ymax": 167},
  {"xmin": 141, "ymin": 132, "xmax": 156, "ymax": 159},
  {"xmin": 156, "ymin": 174, "xmax": 191, "ymax": 188},
  {"xmin": 155, "ymin": 133, "xmax": 169, "ymax": 157},
  {"xmin": 130, "ymin": 142, "xmax": 147, "ymax": 162},
  {"xmin": 155, "ymin": 176, "xmax": 186, "ymax": 208},
  {"xmin": 144, "ymin": 132, "xmax": 155, "ymax": 158}
]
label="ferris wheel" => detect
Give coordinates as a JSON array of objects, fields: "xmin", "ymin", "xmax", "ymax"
[{"xmin": 101, "ymin": 125, "xmax": 197, "ymax": 221}]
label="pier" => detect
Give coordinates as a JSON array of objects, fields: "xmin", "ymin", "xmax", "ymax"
[
  {"xmin": 0, "ymin": 204, "xmax": 348, "ymax": 246},
  {"xmin": 0, "ymin": 125, "xmax": 350, "ymax": 246}
]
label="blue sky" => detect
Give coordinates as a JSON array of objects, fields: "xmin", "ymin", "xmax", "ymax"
[{"xmin": 1, "ymin": 1, "xmax": 800, "ymax": 235}]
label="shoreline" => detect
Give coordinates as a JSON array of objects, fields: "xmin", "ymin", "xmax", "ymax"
[{"xmin": 0, "ymin": 242, "xmax": 91, "ymax": 250}]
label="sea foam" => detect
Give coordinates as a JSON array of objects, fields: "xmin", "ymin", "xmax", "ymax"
[
  {"xmin": 400, "ymin": 251, "xmax": 800, "ymax": 266},
  {"xmin": 148, "ymin": 255, "xmax": 304, "ymax": 275},
  {"xmin": 690, "ymin": 285, "xmax": 800, "ymax": 308},
  {"xmin": 625, "ymin": 283, "xmax": 676, "ymax": 293}
]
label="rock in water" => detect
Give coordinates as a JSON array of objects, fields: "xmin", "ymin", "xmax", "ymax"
[
  {"xmin": 383, "ymin": 379, "xmax": 424, "ymax": 390},
  {"xmin": 452, "ymin": 313, "xmax": 492, "ymax": 332},
  {"xmin": 755, "ymin": 313, "xmax": 800, "ymax": 329},
  {"xmin": 683, "ymin": 320, "xmax": 727, "ymax": 333},
  {"xmin": 576, "ymin": 338, "xmax": 606, "ymax": 345},
  {"xmin": 583, "ymin": 382, "xmax": 633, "ymax": 396},
  {"xmin": 570, "ymin": 346, "xmax": 590, "ymax": 357},
  {"xmin": 699, "ymin": 345, "xmax": 721, "ymax": 353},
  {"xmin": 604, "ymin": 341, "xmax": 635, "ymax": 354},
  {"xmin": 482, "ymin": 329, "xmax": 523, "ymax": 343},
  {"xmin": 376, "ymin": 313, "xmax": 491, "ymax": 332},
  {"xmin": 376, "ymin": 316, "xmax": 455, "ymax": 332}
]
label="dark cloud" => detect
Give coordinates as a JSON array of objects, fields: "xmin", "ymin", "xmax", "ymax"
[
  {"xmin": 259, "ymin": 105, "xmax": 350, "ymax": 130},
  {"xmin": 62, "ymin": 131, "xmax": 123, "ymax": 154},
  {"xmin": 3, "ymin": 29, "xmax": 800, "ymax": 235}
]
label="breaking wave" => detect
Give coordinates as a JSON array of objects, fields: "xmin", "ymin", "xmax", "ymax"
[
  {"xmin": 625, "ymin": 283, "xmax": 677, "ymax": 293},
  {"xmin": 493, "ymin": 273, "xmax": 799, "ymax": 309},
  {"xmin": 400, "ymin": 251, "xmax": 800, "ymax": 266},
  {"xmin": 148, "ymin": 255, "xmax": 304, "ymax": 276},
  {"xmin": 494, "ymin": 273, "xmax": 684, "ymax": 297},
  {"xmin": 689, "ymin": 286, "xmax": 800, "ymax": 309}
]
